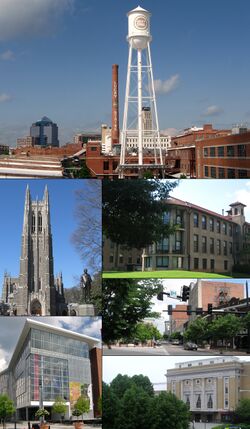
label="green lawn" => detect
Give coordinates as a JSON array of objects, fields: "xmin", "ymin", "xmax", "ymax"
[{"xmin": 103, "ymin": 270, "xmax": 232, "ymax": 279}]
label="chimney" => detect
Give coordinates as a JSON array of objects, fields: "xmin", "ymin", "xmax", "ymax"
[{"xmin": 111, "ymin": 64, "xmax": 119, "ymax": 145}]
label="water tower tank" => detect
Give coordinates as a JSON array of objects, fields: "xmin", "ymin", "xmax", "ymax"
[{"xmin": 127, "ymin": 6, "xmax": 152, "ymax": 50}]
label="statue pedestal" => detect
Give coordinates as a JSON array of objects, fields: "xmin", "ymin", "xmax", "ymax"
[{"xmin": 68, "ymin": 303, "xmax": 95, "ymax": 316}]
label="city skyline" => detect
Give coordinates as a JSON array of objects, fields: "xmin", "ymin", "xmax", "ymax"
[
  {"xmin": 1, "ymin": 0, "xmax": 250, "ymax": 146},
  {"xmin": 0, "ymin": 179, "xmax": 102, "ymax": 296}
]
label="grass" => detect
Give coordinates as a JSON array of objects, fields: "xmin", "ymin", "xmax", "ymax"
[{"xmin": 103, "ymin": 270, "xmax": 232, "ymax": 279}]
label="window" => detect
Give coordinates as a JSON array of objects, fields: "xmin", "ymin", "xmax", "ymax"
[
  {"xmin": 210, "ymin": 238, "xmax": 214, "ymax": 253},
  {"xmin": 202, "ymin": 259, "xmax": 207, "ymax": 270},
  {"xmin": 163, "ymin": 211, "xmax": 170, "ymax": 224},
  {"xmin": 103, "ymin": 161, "xmax": 109, "ymax": 170},
  {"xmin": 228, "ymin": 168, "xmax": 236, "ymax": 178},
  {"xmin": 218, "ymin": 167, "xmax": 225, "ymax": 178},
  {"xmin": 209, "ymin": 218, "xmax": 214, "ymax": 231},
  {"xmin": 38, "ymin": 212, "xmax": 42, "ymax": 233},
  {"xmin": 216, "ymin": 220, "xmax": 221, "ymax": 233},
  {"xmin": 229, "ymin": 225, "xmax": 232, "ymax": 236},
  {"xmin": 194, "ymin": 258, "xmax": 199, "ymax": 269},
  {"xmin": 222, "ymin": 222, "xmax": 227, "ymax": 235},
  {"xmin": 204, "ymin": 166, "xmax": 209, "ymax": 177},
  {"xmin": 193, "ymin": 235, "xmax": 199, "ymax": 252},
  {"xmin": 224, "ymin": 377, "xmax": 229, "ymax": 409},
  {"xmin": 196, "ymin": 394, "xmax": 201, "ymax": 409},
  {"xmin": 193, "ymin": 213, "xmax": 199, "ymax": 227},
  {"xmin": 119, "ymin": 255, "xmax": 124, "ymax": 264},
  {"xmin": 218, "ymin": 146, "xmax": 224, "ymax": 157},
  {"xmin": 207, "ymin": 394, "xmax": 213, "ymax": 409},
  {"xmin": 224, "ymin": 260, "xmax": 228, "ymax": 271},
  {"xmin": 211, "ymin": 259, "xmax": 215, "ymax": 271},
  {"xmin": 32, "ymin": 212, "xmax": 35, "ymax": 233},
  {"xmin": 217, "ymin": 239, "xmax": 221, "ymax": 255},
  {"xmin": 238, "ymin": 144, "xmax": 246, "ymax": 157},
  {"xmin": 239, "ymin": 169, "xmax": 247, "ymax": 178},
  {"xmin": 229, "ymin": 242, "xmax": 233, "ymax": 254},
  {"xmin": 171, "ymin": 381, "xmax": 176, "ymax": 395},
  {"xmin": 156, "ymin": 237, "xmax": 169, "ymax": 253},
  {"xmin": 90, "ymin": 146, "xmax": 97, "ymax": 151},
  {"xmin": 223, "ymin": 241, "xmax": 227, "ymax": 256},
  {"xmin": 227, "ymin": 146, "xmax": 234, "ymax": 157},
  {"xmin": 109, "ymin": 255, "xmax": 114, "ymax": 263},
  {"xmin": 211, "ymin": 167, "xmax": 216, "ymax": 178},
  {"xmin": 128, "ymin": 256, "xmax": 132, "ymax": 264},
  {"xmin": 185, "ymin": 395, "xmax": 190, "ymax": 409},
  {"xmin": 202, "ymin": 236, "xmax": 207, "ymax": 253},
  {"xmin": 156, "ymin": 256, "xmax": 169, "ymax": 267},
  {"xmin": 176, "ymin": 210, "xmax": 183, "ymax": 226},
  {"xmin": 202, "ymin": 215, "xmax": 207, "ymax": 229},
  {"xmin": 204, "ymin": 148, "xmax": 208, "ymax": 157},
  {"xmin": 210, "ymin": 147, "xmax": 216, "ymax": 157}
]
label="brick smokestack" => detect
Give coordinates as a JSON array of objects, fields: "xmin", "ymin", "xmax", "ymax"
[{"xmin": 112, "ymin": 64, "xmax": 119, "ymax": 144}]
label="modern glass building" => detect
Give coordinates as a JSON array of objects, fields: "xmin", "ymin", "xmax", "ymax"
[
  {"xmin": 30, "ymin": 117, "xmax": 59, "ymax": 147},
  {"xmin": 0, "ymin": 319, "xmax": 101, "ymax": 420}
]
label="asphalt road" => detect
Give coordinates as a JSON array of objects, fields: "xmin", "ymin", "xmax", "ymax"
[{"xmin": 103, "ymin": 344, "xmax": 247, "ymax": 356}]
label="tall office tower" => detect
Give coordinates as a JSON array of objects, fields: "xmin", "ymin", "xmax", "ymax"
[{"xmin": 30, "ymin": 116, "xmax": 59, "ymax": 147}]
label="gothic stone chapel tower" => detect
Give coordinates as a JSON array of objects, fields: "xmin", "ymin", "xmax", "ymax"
[{"xmin": 2, "ymin": 185, "xmax": 65, "ymax": 315}]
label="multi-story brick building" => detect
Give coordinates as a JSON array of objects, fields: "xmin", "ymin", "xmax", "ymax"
[
  {"xmin": 188, "ymin": 280, "xmax": 245, "ymax": 321},
  {"xmin": 103, "ymin": 197, "xmax": 250, "ymax": 274},
  {"xmin": 166, "ymin": 357, "xmax": 250, "ymax": 424},
  {"xmin": 196, "ymin": 127, "xmax": 250, "ymax": 179},
  {"xmin": 169, "ymin": 304, "xmax": 188, "ymax": 334},
  {"xmin": 171, "ymin": 124, "xmax": 230, "ymax": 148}
]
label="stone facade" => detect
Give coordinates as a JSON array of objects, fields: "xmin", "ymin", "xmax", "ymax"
[
  {"xmin": 166, "ymin": 357, "xmax": 250, "ymax": 423},
  {"xmin": 2, "ymin": 185, "xmax": 67, "ymax": 316}
]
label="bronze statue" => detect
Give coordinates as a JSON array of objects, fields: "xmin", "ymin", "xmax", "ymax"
[{"xmin": 80, "ymin": 269, "xmax": 92, "ymax": 303}]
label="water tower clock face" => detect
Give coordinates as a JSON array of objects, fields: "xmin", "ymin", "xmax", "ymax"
[{"xmin": 134, "ymin": 15, "xmax": 148, "ymax": 30}]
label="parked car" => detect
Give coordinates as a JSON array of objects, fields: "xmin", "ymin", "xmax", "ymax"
[
  {"xmin": 171, "ymin": 339, "xmax": 180, "ymax": 345},
  {"xmin": 184, "ymin": 342, "xmax": 198, "ymax": 350}
]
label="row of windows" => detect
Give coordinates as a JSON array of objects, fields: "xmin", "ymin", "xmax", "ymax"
[
  {"xmin": 109, "ymin": 255, "xmax": 141, "ymax": 265},
  {"xmin": 193, "ymin": 235, "xmax": 233, "ymax": 255},
  {"xmin": 193, "ymin": 257, "xmax": 228, "ymax": 271},
  {"xmin": 193, "ymin": 213, "xmax": 233, "ymax": 235},
  {"xmin": 204, "ymin": 144, "xmax": 246, "ymax": 158},
  {"xmin": 31, "ymin": 212, "xmax": 43, "ymax": 233},
  {"xmin": 204, "ymin": 166, "xmax": 249, "ymax": 178}
]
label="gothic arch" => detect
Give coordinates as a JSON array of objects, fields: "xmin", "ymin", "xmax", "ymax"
[{"xmin": 30, "ymin": 299, "xmax": 42, "ymax": 315}]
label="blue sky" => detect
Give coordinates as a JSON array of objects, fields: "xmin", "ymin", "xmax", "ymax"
[
  {"xmin": 1, "ymin": 0, "xmax": 250, "ymax": 145},
  {"xmin": 171, "ymin": 179, "xmax": 250, "ymax": 219},
  {"xmin": 0, "ymin": 179, "xmax": 102, "ymax": 295}
]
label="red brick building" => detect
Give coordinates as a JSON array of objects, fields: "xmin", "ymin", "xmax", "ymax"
[
  {"xmin": 170, "ymin": 304, "xmax": 189, "ymax": 333},
  {"xmin": 171, "ymin": 124, "xmax": 230, "ymax": 148},
  {"xmin": 196, "ymin": 130, "xmax": 250, "ymax": 178}
]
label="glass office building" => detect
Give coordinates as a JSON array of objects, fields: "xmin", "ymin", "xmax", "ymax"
[{"xmin": 0, "ymin": 319, "xmax": 100, "ymax": 420}]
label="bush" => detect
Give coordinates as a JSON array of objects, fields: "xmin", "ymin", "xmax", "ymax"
[{"xmin": 232, "ymin": 263, "xmax": 250, "ymax": 274}]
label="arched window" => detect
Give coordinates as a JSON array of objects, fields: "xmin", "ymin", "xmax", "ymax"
[
  {"xmin": 32, "ymin": 212, "xmax": 35, "ymax": 233},
  {"xmin": 38, "ymin": 212, "xmax": 42, "ymax": 232}
]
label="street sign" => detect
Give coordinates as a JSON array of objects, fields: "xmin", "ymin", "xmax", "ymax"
[{"xmin": 170, "ymin": 290, "xmax": 177, "ymax": 298}]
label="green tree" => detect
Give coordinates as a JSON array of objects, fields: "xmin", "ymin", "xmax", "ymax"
[
  {"xmin": 74, "ymin": 395, "xmax": 90, "ymax": 421},
  {"xmin": 52, "ymin": 397, "xmax": 67, "ymax": 422},
  {"xmin": 102, "ymin": 279, "xmax": 162, "ymax": 345},
  {"xmin": 134, "ymin": 322, "xmax": 162, "ymax": 344},
  {"xmin": 102, "ymin": 179, "xmax": 178, "ymax": 250},
  {"xmin": 170, "ymin": 332, "xmax": 183, "ymax": 341},
  {"xmin": 209, "ymin": 314, "xmax": 242, "ymax": 348},
  {"xmin": 102, "ymin": 383, "xmax": 120, "ymax": 429},
  {"xmin": 115, "ymin": 385, "xmax": 153, "ymax": 429},
  {"xmin": 234, "ymin": 398, "xmax": 250, "ymax": 423},
  {"xmin": 151, "ymin": 392, "xmax": 190, "ymax": 429},
  {"xmin": 0, "ymin": 395, "xmax": 15, "ymax": 429},
  {"xmin": 130, "ymin": 375, "xmax": 155, "ymax": 397},
  {"xmin": 183, "ymin": 318, "xmax": 209, "ymax": 345}
]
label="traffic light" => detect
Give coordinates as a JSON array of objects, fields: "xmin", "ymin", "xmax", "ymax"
[
  {"xmin": 182, "ymin": 285, "xmax": 190, "ymax": 302},
  {"xmin": 168, "ymin": 305, "xmax": 173, "ymax": 315},
  {"xmin": 157, "ymin": 285, "xmax": 164, "ymax": 301},
  {"xmin": 196, "ymin": 307, "xmax": 203, "ymax": 315},
  {"xmin": 207, "ymin": 303, "xmax": 213, "ymax": 314},
  {"xmin": 187, "ymin": 305, "xmax": 192, "ymax": 316}
]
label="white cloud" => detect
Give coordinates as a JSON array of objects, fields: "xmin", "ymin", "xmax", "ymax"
[
  {"xmin": 202, "ymin": 105, "xmax": 223, "ymax": 117},
  {"xmin": 0, "ymin": 50, "xmax": 14, "ymax": 60},
  {"xmin": 0, "ymin": 346, "xmax": 10, "ymax": 372},
  {"xmin": 0, "ymin": 93, "xmax": 12, "ymax": 103},
  {"xmin": 0, "ymin": 0, "xmax": 74, "ymax": 41},
  {"xmin": 154, "ymin": 74, "xmax": 180, "ymax": 95},
  {"xmin": 161, "ymin": 127, "xmax": 178, "ymax": 137}
]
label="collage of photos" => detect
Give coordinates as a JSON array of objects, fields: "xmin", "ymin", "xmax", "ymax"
[{"xmin": 1, "ymin": 1, "xmax": 250, "ymax": 429}]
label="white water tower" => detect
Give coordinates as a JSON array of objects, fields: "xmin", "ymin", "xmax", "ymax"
[{"xmin": 119, "ymin": 6, "xmax": 163, "ymax": 176}]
